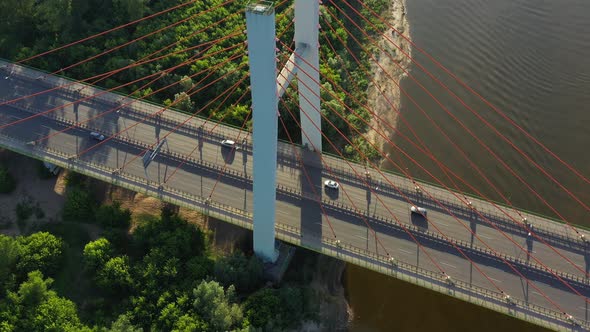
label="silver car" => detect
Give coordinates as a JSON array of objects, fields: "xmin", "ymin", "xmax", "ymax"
[
  {"xmin": 90, "ymin": 132, "xmax": 105, "ymax": 141},
  {"xmin": 410, "ymin": 205, "xmax": 427, "ymax": 216},
  {"xmin": 221, "ymin": 139, "xmax": 235, "ymax": 148},
  {"xmin": 324, "ymin": 180, "xmax": 339, "ymax": 190}
]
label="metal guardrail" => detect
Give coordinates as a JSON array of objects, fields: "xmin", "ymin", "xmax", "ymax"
[
  {"xmin": 276, "ymin": 184, "xmax": 590, "ymax": 288},
  {"xmin": 2, "ymin": 62, "xmax": 589, "ymax": 330},
  {"xmin": 2, "ymin": 64, "xmax": 586, "ymax": 244},
  {"xmin": 4, "ymin": 96, "xmax": 589, "ymax": 288},
  {"xmin": 0, "ymin": 131, "xmax": 586, "ymax": 330}
]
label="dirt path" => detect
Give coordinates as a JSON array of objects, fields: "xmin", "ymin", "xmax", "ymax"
[{"xmin": 366, "ymin": 0, "xmax": 412, "ymax": 167}]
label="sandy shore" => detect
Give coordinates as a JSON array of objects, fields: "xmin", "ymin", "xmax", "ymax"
[{"xmin": 365, "ymin": 0, "xmax": 412, "ymax": 167}]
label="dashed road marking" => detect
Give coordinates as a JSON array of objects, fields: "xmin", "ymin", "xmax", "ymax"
[
  {"xmin": 440, "ymin": 261, "xmax": 457, "ymax": 269},
  {"xmin": 488, "ymin": 277, "xmax": 502, "ymax": 283}
]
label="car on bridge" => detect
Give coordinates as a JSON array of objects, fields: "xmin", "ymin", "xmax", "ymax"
[
  {"xmin": 410, "ymin": 205, "xmax": 427, "ymax": 216},
  {"xmin": 324, "ymin": 180, "xmax": 339, "ymax": 190},
  {"xmin": 90, "ymin": 132, "xmax": 105, "ymax": 141},
  {"xmin": 221, "ymin": 139, "xmax": 236, "ymax": 148}
]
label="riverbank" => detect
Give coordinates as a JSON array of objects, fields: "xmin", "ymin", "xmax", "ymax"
[{"xmin": 366, "ymin": 0, "xmax": 412, "ymax": 167}]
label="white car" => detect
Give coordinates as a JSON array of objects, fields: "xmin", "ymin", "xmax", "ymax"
[
  {"xmin": 410, "ymin": 205, "xmax": 427, "ymax": 216},
  {"xmin": 90, "ymin": 132, "xmax": 105, "ymax": 141},
  {"xmin": 221, "ymin": 139, "xmax": 235, "ymax": 148},
  {"xmin": 324, "ymin": 180, "xmax": 339, "ymax": 190}
]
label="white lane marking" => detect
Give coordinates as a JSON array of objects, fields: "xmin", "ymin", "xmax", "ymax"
[
  {"xmin": 440, "ymin": 261, "xmax": 457, "ymax": 269},
  {"xmin": 438, "ymin": 222, "xmax": 449, "ymax": 227},
  {"xmin": 578, "ymin": 306, "xmax": 587, "ymax": 310},
  {"xmin": 354, "ymin": 235, "xmax": 368, "ymax": 241},
  {"xmin": 399, "ymin": 248, "xmax": 412, "ymax": 255},
  {"xmin": 532, "ymin": 291, "xmax": 542, "ymax": 296},
  {"xmin": 479, "ymin": 234, "xmax": 494, "ymax": 240},
  {"xmin": 488, "ymin": 277, "xmax": 502, "ymax": 283}
]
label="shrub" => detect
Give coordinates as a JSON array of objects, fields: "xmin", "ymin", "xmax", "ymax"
[
  {"xmin": 62, "ymin": 187, "xmax": 96, "ymax": 222},
  {"xmin": 15, "ymin": 201, "xmax": 34, "ymax": 222},
  {"xmin": 95, "ymin": 202, "xmax": 131, "ymax": 229}
]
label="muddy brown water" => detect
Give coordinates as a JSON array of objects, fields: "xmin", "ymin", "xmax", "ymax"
[{"xmin": 347, "ymin": 0, "xmax": 590, "ymax": 330}]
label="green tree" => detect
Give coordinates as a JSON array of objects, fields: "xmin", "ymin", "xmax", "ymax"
[
  {"xmin": 4, "ymin": 271, "xmax": 88, "ymax": 331},
  {"xmin": 13, "ymin": 270, "xmax": 52, "ymax": 307},
  {"xmin": 172, "ymin": 314, "xmax": 207, "ymax": 332},
  {"xmin": 96, "ymin": 201, "xmax": 132, "ymax": 228},
  {"xmin": 244, "ymin": 288, "xmax": 280, "ymax": 328},
  {"xmin": 103, "ymin": 314, "xmax": 142, "ymax": 332},
  {"xmin": 192, "ymin": 280, "xmax": 243, "ymax": 332},
  {"xmin": 32, "ymin": 294, "xmax": 82, "ymax": 331},
  {"xmin": 0, "ymin": 235, "xmax": 20, "ymax": 295},
  {"xmin": 0, "ymin": 165, "xmax": 16, "ymax": 194},
  {"xmin": 16, "ymin": 232, "xmax": 64, "ymax": 276},
  {"xmin": 113, "ymin": 0, "xmax": 146, "ymax": 22},
  {"xmin": 97, "ymin": 256, "xmax": 133, "ymax": 294},
  {"xmin": 213, "ymin": 251, "xmax": 263, "ymax": 293},
  {"xmin": 36, "ymin": 0, "xmax": 73, "ymax": 35},
  {"xmin": 83, "ymin": 238, "xmax": 113, "ymax": 272},
  {"xmin": 62, "ymin": 187, "xmax": 96, "ymax": 222},
  {"xmin": 173, "ymin": 92, "xmax": 194, "ymax": 112},
  {"xmin": 132, "ymin": 212, "xmax": 207, "ymax": 260}
]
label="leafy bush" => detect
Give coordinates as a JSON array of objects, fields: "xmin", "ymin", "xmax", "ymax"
[
  {"xmin": 62, "ymin": 187, "xmax": 96, "ymax": 222},
  {"xmin": 83, "ymin": 238, "xmax": 113, "ymax": 273},
  {"xmin": 15, "ymin": 201, "xmax": 34, "ymax": 222},
  {"xmin": 97, "ymin": 256, "xmax": 133, "ymax": 295},
  {"xmin": 244, "ymin": 286, "xmax": 316, "ymax": 330},
  {"xmin": 244, "ymin": 288, "xmax": 280, "ymax": 328},
  {"xmin": 96, "ymin": 201, "xmax": 131, "ymax": 229},
  {"xmin": 132, "ymin": 211, "xmax": 207, "ymax": 260},
  {"xmin": 213, "ymin": 251, "xmax": 263, "ymax": 294},
  {"xmin": 16, "ymin": 232, "xmax": 64, "ymax": 277}
]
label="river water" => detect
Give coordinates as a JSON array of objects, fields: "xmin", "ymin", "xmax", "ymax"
[{"xmin": 347, "ymin": 0, "xmax": 590, "ymax": 330}]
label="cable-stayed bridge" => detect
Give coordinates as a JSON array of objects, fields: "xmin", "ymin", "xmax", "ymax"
[{"xmin": 0, "ymin": 1, "xmax": 589, "ymax": 330}]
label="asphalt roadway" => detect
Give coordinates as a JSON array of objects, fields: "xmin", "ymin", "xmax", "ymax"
[{"xmin": 1, "ymin": 63, "xmax": 590, "ymax": 324}]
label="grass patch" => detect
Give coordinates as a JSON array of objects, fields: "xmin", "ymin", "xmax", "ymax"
[{"xmin": 32, "ymin": 222, "xmax": 99, "ymax": 304}]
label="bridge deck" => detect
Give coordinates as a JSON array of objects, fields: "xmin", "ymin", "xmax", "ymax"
[{"xmin": 1, "ymin": 60, "xmax": 589, "ymax": 330}]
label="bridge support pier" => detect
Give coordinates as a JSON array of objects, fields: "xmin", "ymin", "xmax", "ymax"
[
  {"xmin": 245, "ymin": 2, "xmax": 279, "ymax": 262},
  {"xmin": 295, "ymin": 0, "xmax": 321, "ymax": 152}
]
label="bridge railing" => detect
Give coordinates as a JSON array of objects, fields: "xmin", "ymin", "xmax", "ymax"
[
  {"xmin": 3, "ymin": 59, "xmax": 588, "ymax": 239},
  {"xmin": 0, "ymin": 130, "xmax": 583, "ymax": 330},
  {"xmin": 311, "ymin": 152, "xmax": 585, "ymax": 250},
  {"xmin": 276, "ymin": 184, "xmax": 590, "ymax": 288},
  {"xmin": 274, "ymin": 223, "xmax": 583, "ymax": 331},
  {"xmin": 4, "ymin": 93, "xmax": 586, "ymax": 286}
]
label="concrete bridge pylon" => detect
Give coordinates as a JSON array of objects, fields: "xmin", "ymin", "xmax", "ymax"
[{"xmin": 246, "ymin": 0, "xmax": 321, "ymax": 262}]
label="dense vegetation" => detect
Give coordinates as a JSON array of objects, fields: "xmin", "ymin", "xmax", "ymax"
[
  {"xmin": 0, "ymin": 0, "xmax": 388, "ymax": 161},
  {"xmin": 0, "ymin": 0, "xmax": 390, "ymax": 329},
  {"xmin": 0, "ymin": 174, "xmax": 320, "ymax": 330}
]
